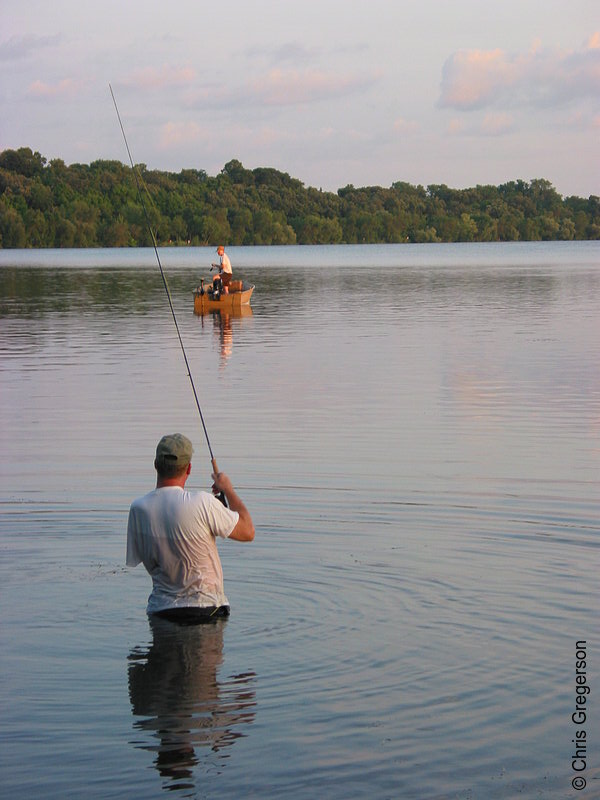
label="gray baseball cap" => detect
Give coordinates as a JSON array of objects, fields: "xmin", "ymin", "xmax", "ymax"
[{"xmin": 155, "ymin": 433, "xmax": 193, "ymax": 469}]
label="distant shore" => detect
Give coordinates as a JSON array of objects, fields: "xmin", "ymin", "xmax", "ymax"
[{"xmin": 1, "ymin": 148, "xmax": 598, "ymax": 249}]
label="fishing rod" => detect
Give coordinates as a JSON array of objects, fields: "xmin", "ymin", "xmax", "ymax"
[{"xmin": 109, "ymin": 84, "xmax": 226, "ymax": 503}]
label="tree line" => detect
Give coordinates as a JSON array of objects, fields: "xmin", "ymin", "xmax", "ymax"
[{"xmin": 0, "ymin": 147, "xmax": 598, "ymax": 248}]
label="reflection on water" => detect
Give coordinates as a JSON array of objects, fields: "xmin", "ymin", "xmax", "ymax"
[
  {"xmin": 127, "ymin": 618, "xmax": 256, "ymax": 791},
  {"xmin": 194, "ymin": 307, "xmax": 254, "ymax": 369}
]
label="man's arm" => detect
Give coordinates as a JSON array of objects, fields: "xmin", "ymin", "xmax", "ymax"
[
  {"xmin": 212, "ymin": 471, "xmax": 255, "ymax": 541},
  {"xmin": 126, "ymin": 506, "xmax": 142, "ymax": 566}
]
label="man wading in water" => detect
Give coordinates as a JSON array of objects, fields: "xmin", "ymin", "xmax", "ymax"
[{"xmin": 126, "ymin": 434, "xmax": 254, "ymax": 622}]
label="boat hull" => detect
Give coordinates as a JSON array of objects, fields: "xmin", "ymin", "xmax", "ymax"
[{"xmin": 193, "ymin": 284, "xmax": 254, "ymax": 315}]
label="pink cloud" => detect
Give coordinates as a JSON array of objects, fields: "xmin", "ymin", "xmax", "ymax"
[
  {"xmin": 393, "ymin": 117, "xmax": 419, "ymax": 135},
  {"xmin": 439, "ymin": 34, "xmax": 600, "ymax": 111},
  {"xmin": 179, "ymin": 67, "xmax": 379, "ymax": 113},
  {"xmin": 125, "ymin": 64, "xmax": 196, "ymax": 90},
  {"xmin": 447, "ymin": 118, "xmax": 466, "ymax": 135},
  {"xmin": 587, "ymin": 32, "xmax": 600, "ymax": 50},
  {"xmin": 480, "ymin": 112, "xmax": 515, "ymax": 135},
  {"xmin": 250, "ymin": 68, "xmax": 377, "ymax": 106},
  {"xmin": 158, "ymin": 121, "xmax": 207, "ymax": 149},
  {"xmin": 439, "ymin": 49, "xmax": 517, "ymax": 109},
  {"xmin": 27, "ymin": 78, "xmax": 83, "ymax": 98},
  {"xmin": 446, "ymin": 113, "xmax": 514, "ymax": 137}
]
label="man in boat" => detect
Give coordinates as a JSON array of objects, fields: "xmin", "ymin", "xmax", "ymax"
[
  {"xmin": 211, "ymin": 245, "xmax": 232, "ymax": 291},
  {"xmin": 126, "ymin": 433, "xmax": 254, "ymax": 622}
]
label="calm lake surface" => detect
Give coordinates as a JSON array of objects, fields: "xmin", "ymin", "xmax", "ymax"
[{"xmin": 1, "ymin": 242, "xmax": 598, "ymax": 799}]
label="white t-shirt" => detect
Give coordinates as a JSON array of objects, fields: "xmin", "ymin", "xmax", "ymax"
[
  {"xmin": 127, "ymin": 486, "xmax": 239, "ymax": 614},
  {"xmin": 220, "ymin": 253, "xmax": 232, "ymax": 274}
]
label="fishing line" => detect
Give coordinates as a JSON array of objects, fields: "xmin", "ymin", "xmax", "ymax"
[{"xmin": 109, "ymin": 84, "xmax": 224, "ymax": 487}]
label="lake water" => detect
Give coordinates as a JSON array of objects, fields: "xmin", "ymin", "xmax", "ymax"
[{"xmin": 1, "ymin": 242, "xmax": 598, "ymax": 799}]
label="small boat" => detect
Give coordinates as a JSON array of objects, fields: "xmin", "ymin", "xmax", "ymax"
[{"xmin": 193, "ymin": 280, "xmax": 254, "ymax": 315}]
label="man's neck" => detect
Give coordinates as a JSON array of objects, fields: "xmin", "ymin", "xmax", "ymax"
[{"xmin": 156, "ymin": 476, "xmax": 187, "ymax": 490}]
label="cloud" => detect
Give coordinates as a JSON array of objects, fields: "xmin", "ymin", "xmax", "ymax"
[
  {"xmin": 393, "ymin": 117, "xmax": 419, "ymax": 135},
  {"xmin": 588, "ymin": 32, "xmax": 600, "ymax": 50},
  {"xmin": 480, "ymin": 112, "xmax": 515, "ymax": 135},
  {"xmin": 27, "ymin": 78, "xmax": 83, "ymax": 98},
  {"xmin": 439, "ymin": 33, "xmax": 600, "ymax": 111},
  {"xmin": 156, "ymin": 115, "xmax": 342, "ymax": 169},
  {"xmin": 181, "ymin": 67, "xmax": 377, "ymax": 111},
  {"xmin": 123, "ymin": 64, "xmax": 197, "ymax": 91},
  {"xmin": 158, "ymin": 119, "xmax": 288, "ymax": 153},
  {"xmin": 249, "ymin": 68, "xmax": 377, "ymax": 106},
  {"xmin": 245, "ymin": 39, "xmax": 369, "ymax": 67},
  {"xmin": 447, "ymin": 118, "xmax": 466, "ymax": 135},
  {"xmin": 446, "ymin": 113, "xmax": 515, "ymax": 137},
  {"xmin": 0, "ymin": 33, "xmax": 62, "ymax": 61},
  {"xmin": 439, "ymin": 48, "xmax": 515, "ymax": 110},
  {"xmin": 158, "ymin": 121, "xmax": 207, "ymax": 149},
  {"xmin": 245, "ymin": 41, "xmax": 321, "ymax": 65}
]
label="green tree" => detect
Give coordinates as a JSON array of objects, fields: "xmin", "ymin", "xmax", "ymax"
[
  {"xmin": 0, "ymin": 202, "xmax": 26, "ymax": 247},
  {"xmin": 0, "ymin": 147, "xmax": 46, "ymax": 177},
  {"xmin": 54, "ymin": 216, "xmax": 77, "ymax": 247}
]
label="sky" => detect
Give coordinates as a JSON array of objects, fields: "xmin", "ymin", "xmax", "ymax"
[{"xmin": 1, "ymin": 0, "xmax": 599, "ymax": 198}]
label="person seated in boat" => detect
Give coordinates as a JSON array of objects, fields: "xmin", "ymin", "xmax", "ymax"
[
  {"xmin": 126, "ymin": 433, "xmax": 255, "ymax": 622},
  {"xmin": 211, "ymin": 245, "xmax": 232, "ymax": 290}
]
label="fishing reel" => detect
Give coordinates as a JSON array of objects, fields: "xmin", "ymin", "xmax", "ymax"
[{"xmin": 211, "ymin": 460, "xmax": 228, "ymax": 507}]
